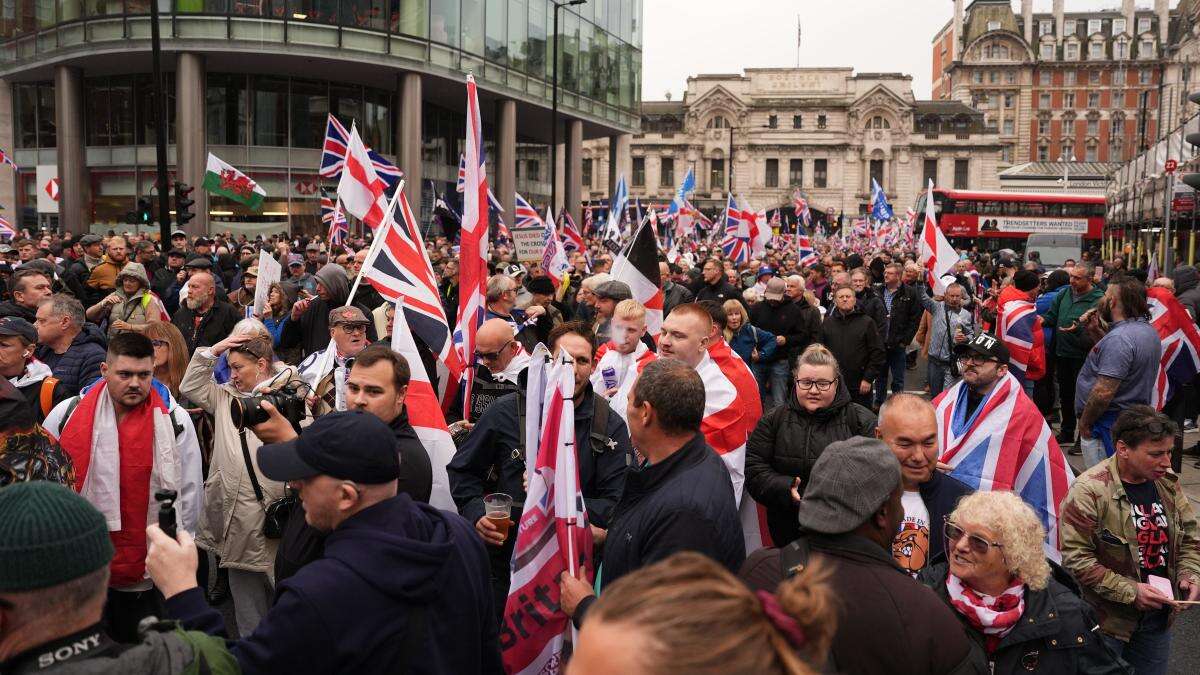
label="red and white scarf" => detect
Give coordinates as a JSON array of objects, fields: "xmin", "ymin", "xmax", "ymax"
[{"xmin": 946, "ymin": 573, "xmax": 1025, "ymax": 653}]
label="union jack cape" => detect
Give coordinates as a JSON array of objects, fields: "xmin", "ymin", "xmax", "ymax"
[
  {"xmin": 319, "ymin": 113, "xmax": 402, "ymax": 190},
  {"xmin": 934, "ymin": 371, "xmax": 1073, "ymax": 558},
  {"xmin": 997, "ymin": 300, "xmax": 1046, "ymax": 385},
  {"xmin": 1147, "ymin": 286, "xmax": 1200, "ymax": 410}
]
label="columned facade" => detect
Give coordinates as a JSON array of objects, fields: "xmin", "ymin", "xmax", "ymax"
[
  {"xmin": 495, "ymin": 100, "xmax": 517, "ymax": 222},
  {"xmin": 397, "ymin": 72, "xmax": 423, "ymax": 219},
  {"xmin": 54, "ymin": 65, "xmax": 86, "ymax": 234},
  {"xmin": 565, "ymin": 120, "xmax": 584, "ymax": 229}
]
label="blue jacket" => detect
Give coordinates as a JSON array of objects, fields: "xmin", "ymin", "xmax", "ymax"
[
  {"xmin": 728, "ymin": 324, "xmax": 776, "ymax": 365},
  {"xmin": 167, "ymin": 494, "xmax": 503, "ymax": 674},
  {"xmin": 262, "ymin": 313, "xmax": 288, "ymax": 348},
  {"xmin": 917, "ymin": 470, "xmax": 974, "ymax": 562},
  {"xmin": 34, "ymin": 323, "xmax": 107, "ymax": 397}
]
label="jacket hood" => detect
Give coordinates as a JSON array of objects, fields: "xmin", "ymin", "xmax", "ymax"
[
  {"xmin": 322, "ymin": 495, "xmax": 458, "ymax": 604},
  {"xmin": 116, "ymin": 262, "xmax": 151, "ymax": 289},
  {"xmin": 1173, "ymin": 265, "xmax": 1200, "ymax": 294},
  {"xmin": 787, "ymin": 372, "xmax": 851, "ymax": 418},
  {"xmin": 314, "ymin": 264, "xmax": 351, "ymax": 305},
  {"xmin": 74, "ymin": 322, "xmax": 109, "ymax": 348}
]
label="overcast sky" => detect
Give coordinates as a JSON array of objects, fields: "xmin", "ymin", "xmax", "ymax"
[{"xmin": 641, "ymin": 0, "xmax": 1138, "ymax": 102}]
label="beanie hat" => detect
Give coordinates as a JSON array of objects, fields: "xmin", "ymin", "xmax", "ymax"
[{"xmin": 0, "ymin": 482, "xmax": 114, "ymax": 592}]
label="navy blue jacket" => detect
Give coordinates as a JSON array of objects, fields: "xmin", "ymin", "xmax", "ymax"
[
  {"xmin": 918, "ymin": 470, "xmax": 974, "ymax": 562},
  {"xmin": 167, "ymin": 494, "xmax": 503, "ymax": 675},
  {"xmin": 35, "ymin": 323, "xmax": 107, "ymax": 397}
]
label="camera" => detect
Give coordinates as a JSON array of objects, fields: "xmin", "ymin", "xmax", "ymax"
[{"xmin": 230, "ymin": 383, "xmax": 307, "ymax": 435}]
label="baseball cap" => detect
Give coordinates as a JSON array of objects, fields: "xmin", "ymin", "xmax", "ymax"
[
  {"xmin": 257, "ymin": 410, "xmax": 400, "ymax": 485},
  {"xmin": 757, "ymin": 266, "xmax": 776, "ymax": 279},
  {"xmin": 287, "ymin": 254, "xmax": 304, "ymax": 267},
  {"xmin": 167, "ymin": 248, "xmax": 188, "ymax": 259},
  {"xmin": 0, "ymin": 317, "xmax": 37, "ymax": 343},
  {"xmin": 594, "ymin": 280, "xmax": 633, "ymax": 302},
  {"xmin": 954, "ymin": 332, "xmax": 1010, "ymax": 365},
  {"xmin": 171, "ymin": 229, "xmax": 188, "ymax": 238},
  {"xmin": 763, "ymin": 277, "xmax": 786, "ymax": 301},
  {"xmin": 243, "ymin": 265, "xmax": 259, "ymax": 278},
  {"xmin": 306, "ymin": 243, "xmax": 321, "ymax": 252},
  {"xmin": 796, "ymin": 437, "xmax": 901, "ymax": 535},
  {"xmin": 504, "ymin": 263, "xmax": 527, "ymax": 278}
]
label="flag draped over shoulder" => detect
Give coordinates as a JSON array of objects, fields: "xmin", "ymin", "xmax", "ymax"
[
  {"xmin": 203, "ymin": 153, "xmax": 265, "ymax": 211},
  {"xmin": 501, "ymin": 348, "xmax": 592, "ymax": 675},
  {"xmin": 933, "ymin": 372, "xmax": 1073, "ymax": 559},
  {"xmin": 1147, "ymin": 286, "xmax": 1200, "ymax": 410},
  {"xmin": 997, "ymin": 300, "xmax": 1046, "ymax": 385}
]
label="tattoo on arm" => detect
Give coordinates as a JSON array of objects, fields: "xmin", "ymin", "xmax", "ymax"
[{"xmin": 1078, "ymin": 375, "xmax": 1120, "ymax": 433}]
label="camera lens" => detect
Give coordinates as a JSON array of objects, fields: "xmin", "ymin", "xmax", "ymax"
[{"xmin": 230, "ymin": 397, "xmax": 248, "ymax": 429}]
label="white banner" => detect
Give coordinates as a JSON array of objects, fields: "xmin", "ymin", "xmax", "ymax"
[
  {"xmin": 511, "ymin": 227, "xmax": 545, "ymax": 263},
  {"xmin": 983, "ymin": 216, "xmax": 1088, "ymax": 235},
  {"xmin": 252, "ymin": 249, "xmax": 282, "ymax": 317}
]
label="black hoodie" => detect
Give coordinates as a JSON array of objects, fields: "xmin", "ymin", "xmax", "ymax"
[{"xmin": 167, "ymin": 494, "xmax": 503, "ymax": 674}]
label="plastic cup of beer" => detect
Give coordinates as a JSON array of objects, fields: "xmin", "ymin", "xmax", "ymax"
[{"xmin": 484, "ymin": 493, "xmax": 514, "ymax": 543}]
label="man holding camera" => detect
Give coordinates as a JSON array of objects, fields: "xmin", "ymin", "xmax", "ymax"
[{"xmin": 41, "ymin": 332, "xmax": 203, "ymax": 643}]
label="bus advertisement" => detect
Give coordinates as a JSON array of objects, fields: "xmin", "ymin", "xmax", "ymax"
[{"xmin": 915, "ymin": 188, "xmax": 1105, "ymax": 254}]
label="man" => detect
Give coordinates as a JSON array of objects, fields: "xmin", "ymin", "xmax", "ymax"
[
  {"xmin": 134, "ymin": 240, "xmax": 162, "ymax": 280},
  {"xmin": 1060, "ymin": 405, "xmax": 1200, "ymax": 675},
  {"xmin": 877, "ymin": 393, "xmax": 972, "ymax": 575},
  {"xmin": 692, "ymin": 257, "xmax": 743, "ymax": 306},
  {"xmin": 1171, "ymin": 264, "xmax": 1200, "ymax": 321},
  {"xmin": 850, "ymin": 268, "xmax": 886, "ymax": 331},
  {"xmin": 451, "ymin": 322, "xmax": 631, "ymax": 611},
  {"xmin": 874, "ymin": 263, "xmax": 922, "ymax": 408},
  {"xmin": 85, "ymin": 236, "xmax": 129, "ymax": 296},
  {"xmin": 303, "ymin": 242, "xmax": 321, "ymax": 274},
  {"xmin": 559, "ymin": 358, "xmax": 743, "ymax": 624},
  {"xmin": 298, "ymin": 306, "xmax": 373, "ymax": 417},
  {"xmin": 592, "ymin": 299, "xmax": 654, "ymax": 398},
  {"xmin": 66, "ymin": 233, "xmax": 105, "ymax": 303},
  {"xmin": 439, "ymin": 258, "xmax": 460, "ymax": 322},
  {"xmin": 226, "ymin": 265, "xmax": 257, "ymax": 317},
  {"xmin": 1044, "ymin": 261, "xmax": 1104, "ymax": 446},
  {"xmin": 152, "ymin": 249, "xmax": 188, "ymax": 311},
  {"xmin": 169, "ymin": 229, "xmax": 190, "ymax": 254},
  {"xmin": 449, "ymin": 317, "xmax": 531, "ymax": 430},
  {"xmin": 189, "ymin": 237, "xmax": 217, "ymax": 268},
  {"xmin": 482, "ymin": 273, "xmax": 544, "ymax": 350},
  {"xmin": 41, "ymin": 332, "xmax": 203, "ymax": 643},
  {"xmin": 171, "ymin": 272, "xmax": 241, "ymax": 353},
  {"xmin": 820, "ymin": 285, "xmax": 885, "ymax": 409},
  {"xmin": 659, "ymin": 261, "xmax": 694, "ymax": 318},
  {"xmin": 0, "ymin": 268, "xmax": 52, "ymax": 322},
  {"xmin": 591, "ymin": 280, "xmax": 632, "ymax": 345},
  {"xmin": 1076, "ymin": 278, "xmax": 1162, "ymax": 466},
  {"xmin": 805, "ymin": 263, "xmax": 830, "ymax": 309},
  {"xmin": 573, "ymin": 272, "xmax": 612, "ymax": 328},
  {"xmin": 281, "ymin": 255, "xmax": 316, "ymax": 301},
  {"xmin": 749, "ymin": 277, "xmax": 816, "ymax": 408},
  {"xmin": 34, "ymin": 295, "xmax": 107, "ymax": 397},
  {"xmin": 522, "ymin": 276, "xmax": 564, "ymax": 346},
  {"xmin": 921, "ymin": 282, "xmax": 976, "ymax": 398},
  {"xmin": 0, "ymin": 316, "xmax": 67, "ymax": 423},
  {"xmin": 147, "ymin": 411, "xmax": 503, "ymax": 674},
  {"xmin": 0, "ymin": 482, "xmax": 236, "ymax": 674},
  {"xmin": 281, "ymin": 263, "xmax": 376, "ymax": 358},
  {"xmin": 739, "ymin": 437, "xmax": 979, "ymax": 674}
]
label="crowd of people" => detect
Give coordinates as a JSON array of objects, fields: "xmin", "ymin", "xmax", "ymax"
[{"xmin": 0, "ymin": 225, "xmax": 1199, "ymax": 675}]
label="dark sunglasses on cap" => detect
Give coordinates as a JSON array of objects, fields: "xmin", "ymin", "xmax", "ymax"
[{"xmin": 943, "ymin": 517, "xmax": 1004, "ymax": 556}]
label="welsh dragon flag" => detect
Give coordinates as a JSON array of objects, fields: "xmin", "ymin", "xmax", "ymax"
[{"xmin": 202, "ymin": 153, "xmax": 265, "ymax": 211}]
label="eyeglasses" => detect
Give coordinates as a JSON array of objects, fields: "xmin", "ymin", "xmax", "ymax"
[
  {"xmin": 944, "ymin": 518, "xmax": 1004, "ymax": 556},
  {"xmin": 335, "ymin": 323, "xmax": 368, "ymax": 334},
  {"xmin": 476, "ymin": 340, "xmax": 514, "ymax": 362},
  {"xmin": 956, "ymin": 354, "xmax": 997, "ymax": 366},
  {"xmin": 795, "ymin": 378, "xmax": 837, "ymax": 392}
]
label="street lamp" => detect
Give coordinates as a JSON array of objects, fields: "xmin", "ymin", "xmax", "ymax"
[{"xmin": 551, "ymin": 0, "xmax": 587, "ymax": 215}]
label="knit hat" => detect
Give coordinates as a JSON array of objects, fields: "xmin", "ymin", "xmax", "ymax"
[
  {"xmin": 0, "ymin": 482, "xmax": 114, "ymax": 592},
  {"xmin": 796, "ymin": 437, "xmax": 901, "ymax": 535}
]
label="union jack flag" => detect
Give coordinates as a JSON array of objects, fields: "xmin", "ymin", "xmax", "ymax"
[
  {"xmin": 559, "ymin": 209, "xmax": 584, "ymax": 252},
  {"xmin": 454, "ymin": 74, "xmax": 491, "ymax": 418},
  {"xmin": 720, "ymin": 194, "xmax": 750, "ymax": 263},
  {"xmin": 1148, "ymin": 286, "xmax": 1200, "ymax": 410},
  {"xmin": 0, "ymin": 215, "xmax": 15, "ymax": 239},
  {"xmin": 796, "ymin": 223, "xmax": 818, "ymax": 267},
  {"xmin": 456, "ymin": 154, "xmax": 505, "ymax": 213},
  {"xmin": 495, "ymin": 214, "xmax": 513, "ymax": 245},
  {"xmin": 320, "ymin": 188, "xmax": 349, "ymax": 248},
  {"xmin": 319, "ymin": 114, "xmax": 402, "ymax": 190},
  {"xmin": 514, "ymin": 193, "xmax": 542, "ymax": 229},
  {"xmin": 0, "ymin": 149, "xmax": 17, "ymax": 171},
  {"xmin": 997, "ymin": 300, "xmax": 1046, "ymax": 387}
]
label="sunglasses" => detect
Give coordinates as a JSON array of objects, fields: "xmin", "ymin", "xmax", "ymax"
[
  {"xmin": 944, "ymin": 518, "xmax": 1004, "ymax": 556},
  {"xmin": 476, "ymin": 340, "xmax": 514, "ymax": 362}
]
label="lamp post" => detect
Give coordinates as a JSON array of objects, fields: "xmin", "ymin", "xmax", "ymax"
[{"xmin": 551, "ymin": 0, "xmax": 587, "ymax": 215}]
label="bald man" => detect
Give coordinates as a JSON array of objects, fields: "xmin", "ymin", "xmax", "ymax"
[
  {"xmin": 170, "ymin": 271, "xmax": 241, "ymax": 352},
  {"xmin": 876, "ymin": 393, "xmax": 972, "ymax": 575},
  {"xmin": 448, "ymin": 318, "xmax": 531, "ymax": 430}
]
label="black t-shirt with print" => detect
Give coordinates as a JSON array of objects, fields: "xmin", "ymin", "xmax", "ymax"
[{"xmin": 1124, "ymin": 480, "xmax": 1170, "ymax": 581}]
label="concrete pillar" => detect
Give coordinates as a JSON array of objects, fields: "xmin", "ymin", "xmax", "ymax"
[
  {"xmin": 495, "ymin": 100, "xmax": 516, "ymax": 222},
  {"xmin": 1156, "ymin": 0, "xmax": 1169, "ymax": 46},
  {"xmin": 564, "ymin": 119, "xmax": 583, "ymax": 229},
  {"xmin": 952, "ymin": 0, "xmax": 964, "ymax": 61},
  {"xmin": 608, "ymin": 133, "xmax": 631, "ymax": 196},
  {"xmin": 1053, "ymin": 0, "xmax": 1064, "ymax": 45},
  {"xmin": 0, "ymin": 79, "xmax": 14, "ymax": 230},
  {"xmin": 55, "ymin": 66, "xmax": 88, "ymax": 235},
  {"xmin": 175, "ymin": 53, "xmax": 207, "ymax": 236},
  {"xmin": 1022, "ymin": 0, "xmax": 1033, "ymax": 45},
  {"xmin": 1123, "ymin": 0, "xmax": 1135, "ymax": 36},
  {"xmin": 397, "ymin": 73, "xmax": 423, "ymax": 220}
]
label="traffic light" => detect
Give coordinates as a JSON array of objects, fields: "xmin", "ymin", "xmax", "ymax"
[
  {"xmin": 1182, "ymin": 92, "xmax": 1200, "ymax": 191},
  {"xmin": 137, "ymin": 198, "xmax": 153, "ymax": 225},
  {"xmin": 174, "ymin": 182, "xmax": 195, "ymax": 227}
]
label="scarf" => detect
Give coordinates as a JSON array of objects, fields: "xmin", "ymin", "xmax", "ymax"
[
  {"xmin": 303, "ymin": 347, "xmax": 354, "ymax": 412},
  {"xmin": 9, "ymin": 359, "xmax": 53, "ymax": 389},
  {"xmin": 946, "ymin": 573, "xmax": 1025, "ymax": 653}
]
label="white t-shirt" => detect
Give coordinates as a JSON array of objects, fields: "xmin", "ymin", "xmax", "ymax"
[{"xmin": 893, "ymin": 491, "xmax": 931, "ymax": 576}]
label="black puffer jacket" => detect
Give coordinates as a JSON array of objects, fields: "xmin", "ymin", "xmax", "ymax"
[
  {"xmin": 35, "ymin": 323, "xmax": 108, "ymax": 397},
  {"xmin": 919, "ymin": 561, "xmax": 1129, "ymax": 675},
  {"xmin": 876, "ymin": 282, "xmax": 924, "ymax": 348},
  {"xmin": 0, "ymin": 300, "xmax": 35, "ymax": 322},
  {"xmin": 819, "ymin": 306, "xmax": 886, "ymax": 389},
  {"xmin": 745, "ymin": 381, "xmax": 876, "ymax": 544},
  {"xmin": 749, "ymin": 298, "xmax": 819, "ymax": 364}
]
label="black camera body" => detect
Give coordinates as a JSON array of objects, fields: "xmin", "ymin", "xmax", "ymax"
[{"xmin": 230, "ymin": 383, "xmax": 307, "ymax": 435}]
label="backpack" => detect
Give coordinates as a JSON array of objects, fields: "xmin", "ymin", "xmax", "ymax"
[{"xmin": 39, "ymin": 376, "xmax": 59, "ymax": 418}]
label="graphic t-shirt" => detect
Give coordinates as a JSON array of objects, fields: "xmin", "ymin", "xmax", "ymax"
[
  {"xmin": 1124, "ymin": 480, "xmax": 1170, "ymax": 581},
  {"xmin": 893, "ymin": 491, "xmax": 931, "ymax": 575}
]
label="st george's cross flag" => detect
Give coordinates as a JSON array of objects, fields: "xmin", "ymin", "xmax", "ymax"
[
  {"xmin": 933, "ymin": 367, "xmax": 1073, "ymax": 559},
  {"xmin": 1147, "ymin": 286, "xmax": 1200, "ymax": 410},
  {"xmin": 454, "ymin": 74, "xmax": 491, "ymax": 419},
  {"xmin": 502, "ymin": 346, "xmax": 593, "ymax": 675},
  {"xmin": 611, "ymin": 217, "xmax": 664, "ymax": 337},
  {"xmin": 390, "ymin": 297, "xmax": 458, "ymax": 511},
  {"xmin": 203, "ymin": 153, "xmax": 265, "ymax": 211},
  {"xmin": 919, "ymin": 179, "xmax": 957, "ymax": 294},
  {"xmin": 997, "ymin": 300, "xmax": 1046, "ymax": 386},
  {"xmin": 336, "ymin": 125, "xmax": 390, "ymax": 230},
  {"xmin": 320, "ymin": 113, "xmax": 402, "ymax": 191}
]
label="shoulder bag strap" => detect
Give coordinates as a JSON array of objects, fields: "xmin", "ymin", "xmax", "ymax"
[
  {"xmin": 239, "ymin": 430, "xmax": 266, "ymax": 504},
  {"xmin": 40, "ymin": 377, "xmax": 60, "ymax": 417}
]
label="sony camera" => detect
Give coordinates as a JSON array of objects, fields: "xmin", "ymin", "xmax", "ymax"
[{"xmin": 230, "ymin": 383, "xmax": 307, "ymax": 435}]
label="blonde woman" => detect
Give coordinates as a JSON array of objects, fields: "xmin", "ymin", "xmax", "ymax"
[
  {"xmin": 723, "ymin": 299, "xmax": 775, "ymax": 367},
  {"xmin": 918, "ymin": 492, "xmax": 1125, "ymax": 674}
]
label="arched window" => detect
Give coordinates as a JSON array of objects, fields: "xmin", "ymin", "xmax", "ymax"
[
  {"xmin": 706, "ymin": 115, "xmax": 729, "ymax": 129},
  {"xmin": 868, "ymin": 115, "xmax": 890, "ymax": 129}
]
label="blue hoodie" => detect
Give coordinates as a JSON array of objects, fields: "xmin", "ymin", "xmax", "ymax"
[{"xmin": 167, "ymin": 494, "xmax": 503, "ymax": 674}]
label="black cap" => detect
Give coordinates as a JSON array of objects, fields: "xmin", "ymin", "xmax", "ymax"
[
  {"xmin": 257, "ymin": 411, "xmax": 400, "ymax": 485},
  {"xmin": 167, "ymin": 248, "xmax": 188, "ymax": 259},
  {"xmin": 954, "ymin": 332, "xmax": 1010, "ymax": 366},
  {"xmin": 0, "ymin": 317, "xmax": 37, "ymax": 343},
  {"xmin": 184, "ymin": 256, "xmax": 212, "ymax": 269}
]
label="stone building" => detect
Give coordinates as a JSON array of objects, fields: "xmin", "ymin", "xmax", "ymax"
[{"xmin": 583, "ymin": 67, "xmax": 1003, "ymax": 222}]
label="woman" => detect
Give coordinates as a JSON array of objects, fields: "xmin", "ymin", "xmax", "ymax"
[
  {"xmin": 818, "ymin": 285, "xmax": 884, "ymax": 408},
  {"xmin": 918, "ymin": 492, "xmax": 1126, "ymax": 674},
  {"xmin": 259, "ymin": 282, "xmax": 290, "ymax": 344},
  {"xmin": 141, "ymin": 321, "xmax": 189, "ymax": 399},
  {"xmin": 745, "ymin": 344, "xmax": 876, "ymax": 545},
  {"xmin": 568, "ymin": 551, "xmax": 834, "ymax": 675},
  {"xmin": 84, "ymin": 262, "xmax": 169, "ymax": 337},
  {"xmin": 180, "ymin": 332, "xmax": 301, "ymax": 638},
  {"xmin": 724, "ymin": 299, "xmax": 776, "ymax": 366}
]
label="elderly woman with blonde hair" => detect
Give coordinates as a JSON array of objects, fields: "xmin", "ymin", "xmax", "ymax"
[{"xmin": 918, "ymin": 491, "xmax": 1126, "ymax": 674}]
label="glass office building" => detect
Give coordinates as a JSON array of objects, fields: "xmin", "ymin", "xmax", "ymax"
[{"xmin": 0, "ymin": 0, "xmax": 642, "ymax": 234}]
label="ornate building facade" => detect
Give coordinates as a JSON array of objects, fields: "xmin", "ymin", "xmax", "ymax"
[{"xmin": 582, "ymin": 68, "xmax": 1003, "ymax": 221}]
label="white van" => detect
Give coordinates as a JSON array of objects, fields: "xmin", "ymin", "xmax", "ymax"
[{"xmin": 1024, "ymin": 234, "xmax": 1082, "ymax": 268}]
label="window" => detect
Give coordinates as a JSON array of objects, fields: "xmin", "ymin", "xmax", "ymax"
[
  {"xmin": 1140, "ymin": 68, "xmax": 1152, "ymax": 84},
  {"xmin": 1113, "ymin": 67, "xmax": 1127, "ymax": 84},
  {"xmin": 1064, "ymin": 92, "xmax": 1075, "ymax": 108},
  {"xmin": 814, "ymin": 159, "xmax": 827, "ymax": 188},
  {"xmin": 1088, "ymin": 92, "xmax": 1100, "ymax": 108},
  {"xmin": 1114, "ymin": 18, "xmax": 1127, "ymax": 35},
  {"xmin": 767, "ymin": 114, "xmax": 778, "ymax": 129},
  {"xmin": 1003, "ymin": 119, "xmax": 1014, "ymax": 135},
  {"xmin": 1041, "ymin": 42, "xmax": 1055, "ymax": 60},
  {"xmin": 484, "ymin": 0, "xmax": 506, "ymax": 62},
  {"xmin": 13, "ymin": 83, "xmax": 56, "ymax": 149},
  {"xmin": 974, "ymin": 71, "xmax": 984, "ymax": 84},
  {"xmin": 869, "ymin": 159, "xmax": 884, "ymax": 187},
  {"xmin": 1110, "ymin": 140, "xmax": 1124, "ymax": 161},
  {"xmin": 1086, "ymin": 143, "xmax": 1098, "ymax": 162},
  {"xmin": 1141, "ymin": 40, "xmax": 1154, "ymax": 57},
  {"xmin": 631, "ymin": 157, "xmax": 645, "ymax": 187},
  {"xmin": 923, "ymin": 158, "xmax": 938, "ymax": 187},
  {"xmin": 1064, "ymin": 20, "xmax": 1076, "ymax": 36},
  {"xmin": 527, "ymin": 159, "xmax": 540, "ymax": 181},
  {"xmin": 1006, "ymin": 71, "xmax": 1016, "ymax": 84},
  {"xmin": 1002, "ymin": 146, "xmax": 1014, "ymax": 164},
  {"xmin": 659, "ymin": 157, "xmax": 673, "ymax": 189},
  {"xmin": 1090, "ymin": 70, "xmax": 1101, "ymax": 84},
  {"xmin": 1039, "ymin": 118, "xmax": 1050, "ymax": 135},
  {"xmin": 1039, "ymin": 93, "xmax": 1051, "ymax": 108},
  {"xmin": 792, "ymin": 114, "xmax": 802, "ymax": 129},
  {"xmin": 1064, "ymin": 70, "xmax": 1076, "ymax": 85},
  {"xmin": 1004, "ymin": 93, "xmax": 1014, "ymax": 108},
  {"xmin": 1112, "ymin": 116, "xmax": 1125, "ymax": 135},
  {"xmin": 765, "ymin": 159, "xmax": 779, "ymax": 188},
  {"xmin": 1040, "ymin": 20, "xmax": 1053, "ymax": 36},
  {"xmin": 789, "ymin": 159, "xmax": 803, "ymax": 186},
  {"xmin": 989, "ymin": 71, "xmax": 998, "ymax": 84},
  {"xmin": 987, "ymin": 20, "xmax": 1001, "ymax": 31},
  {"xmin": 710, "ymin": 158, "xmax": 725, "ymax": 189},
  {"xmin": 1090, "ymin": 42, "xmax": 1104, "ymax": 60},
  {"xmin": 953, "ymin": 159, "xmax": 969, "ymax": 189},
  {"xmin": 868, "ymin": 116, "xmax": 890, "ymax": 129},
  {"xmin": 706, "ymin": 115, "xmax": 729, "ymax": 129},
  {"xmin": 1038, "ymin": 144, "xmax": 1050, "ymax": 161},
  {"xmin": 430, "ymin": 0, "xmax": 461, "ymax": 47},
  {"xmin": 582, "ymin": 158, "xmax": 593, "ymax": 188},
  {"xmin": 1039, "ymin": 71, "xmax": 1052, "ymax": 85},
  {"xmin": 1088, "ymin": 19, "xmax": 1101, "ymax": 36},
  {"xmin": 207, "ymin": 74, "xmax": 246, "ymax": 146},
  {"xmin": 1115, "ymin": 40, "xmax": 1129, "ymax": 59},
  {"xmin": 817, "ymin": 114, "xmax": 827, "ymax": 129},
  {"xmin": 1087, "ymin": 118, "xmax": 1099, "ymax": 136},
  {"xmin": 1066, "ymin": 43, "xmax": 1079, "ymax": 60},
  {"xmin": 252, "ymin": 76, "xmax": 288, "ymax": 146},
  {"xmin": 1138, "ymin": 17, "xmax": 1151, "ymax": 35}
]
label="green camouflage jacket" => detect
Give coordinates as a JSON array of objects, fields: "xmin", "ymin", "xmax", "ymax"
[{"xmin": 1059, "ymin": 455, "xmax": 1200, "ymax": 641}]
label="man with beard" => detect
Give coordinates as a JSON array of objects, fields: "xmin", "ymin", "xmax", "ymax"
[
  {"xmin": 298, "ymin": 306, "xmax": 373, "ymax": 417},
  {"xmin": 84, "ymin": 237, "xmax": 129, "ymax": 299},
  {"xmin": 1076, "ymin": 277, "xmax": 1162, "ymax": 467},
  {"xmin": 170, "ymin": 272, "xmax": 241, "ymax": 353}
]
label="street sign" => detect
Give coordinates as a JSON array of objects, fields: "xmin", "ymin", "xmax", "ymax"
[
  {"xmin": 511, "ymin": 227, "xmax": 545, "ymax": 263},
  {"xmin": 1166, "ymin": 159, "xmax": 1178, "ymax": 174}
]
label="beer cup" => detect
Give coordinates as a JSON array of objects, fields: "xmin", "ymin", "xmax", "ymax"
[{"xmin": 484, "ymin": 493, "xmax": 514, "ymax": 543}]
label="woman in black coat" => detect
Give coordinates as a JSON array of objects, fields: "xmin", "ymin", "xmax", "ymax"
[
  {"xmin": 819, "ymin": 285, "xmax": 885, "ymax": 408},
  {"xmin": 745, "ymin": 343, "xmax": 877, "ymax": 545}
]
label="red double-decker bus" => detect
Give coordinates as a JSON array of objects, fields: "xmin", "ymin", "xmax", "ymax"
[{"xmin": 915, "ymin": 188, "xmax": 1105, "ymax": 255}]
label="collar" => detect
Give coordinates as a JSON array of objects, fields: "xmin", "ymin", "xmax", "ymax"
[
  {"xmin": 0, "ymin": 624, "xmax": 117, "ymax": 674},
  {"xmin": 626, "ymin": 432, "xmax": 707, "ymax": 496},
  {"xmin": 10, "ymin": 359, "xmax": 53, "ymax": 389},
  {"xmin": 808, "ymin": 532, "xmax": 902, "ymax": 569},
  {"xmin": 494, "ymin": 350, "xmax": 531, "ymax": 384}
]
